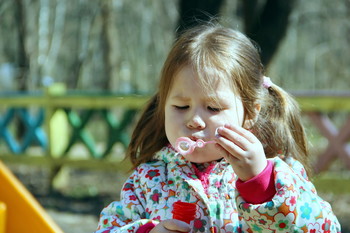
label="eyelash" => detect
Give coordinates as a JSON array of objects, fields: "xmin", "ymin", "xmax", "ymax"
[
  {"xmin": 207, "ymin": 106, "xmax": 222, "ymax": 112},
  {"xmin": 174, "ymin": 105, "xmax": 189, "ymax": 110},
  {"xmin": 173, "ymin": 105, "xmax": 222, "ymax": 112}
]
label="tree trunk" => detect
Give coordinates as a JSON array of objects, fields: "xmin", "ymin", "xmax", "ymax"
[
  {"xmin": 242, "ymin": 0, "xmax": 296, "ymax": 66},
  {"xmin": 13, "ymin": 0, "xmax": 29, "ymax": 140},
  {"xmin": 103, "ymin": 2, "xmax": 120, "ymax": 92},
  {"xmin": 100, "ymin": 0, "xmax": 112, "ymax": 90},
  {"xmin": 176, "ymin": 0, "xmax": 296, "ymax": 67},
  {"xmin": 13, "ymin": 0, "xmax": 29, "ymax": 91},
  {"xmin": 176, "ymin": 0, "xmax": 225, "ymax": 37}
]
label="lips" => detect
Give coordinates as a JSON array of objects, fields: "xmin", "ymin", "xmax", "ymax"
[
  {"xmin": 183, "ymin": 133, "xmax": 208, "ymax": 142},
  {"xmin": 189, "ymin": 135, "xmax": 211, "ymax": 142}
]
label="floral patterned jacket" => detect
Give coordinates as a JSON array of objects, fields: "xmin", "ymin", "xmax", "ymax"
[{"xmin": 95, "ymin": 146, "xmax": 341, "ymax": 233}]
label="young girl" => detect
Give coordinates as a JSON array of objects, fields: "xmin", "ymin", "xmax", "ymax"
[{"xmin": 95, "ymin": 24, "xmax": 340, "ymax": 232}]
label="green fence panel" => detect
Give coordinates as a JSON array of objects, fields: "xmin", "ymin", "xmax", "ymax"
[
  {"xmin": 102, "ymin": 108, "xmax": 138, "ymax": 158},
  {"xmin": 0, "ymin": 108, "xmax": 47, "ymax": 154},
  {"xmin": 18, "ymin": 108, "xmax": 47, "ymax": 152},
  {"xmin": 0, "ymin": 108, "xmax": 20, "ymax": 153}
]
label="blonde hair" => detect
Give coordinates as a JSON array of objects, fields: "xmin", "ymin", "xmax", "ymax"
[{"xmin": 127, "ymin": 24, "xmax": 310, "ymax": 174}]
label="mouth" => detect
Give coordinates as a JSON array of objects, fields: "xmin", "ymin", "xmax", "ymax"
[
  {"xmin": 188, "ymin": 136, "xmax": 198, "ymax": 141},
  {"xmin": 189, "ymin": 135, "xmax": 213, "ymax": 143}
]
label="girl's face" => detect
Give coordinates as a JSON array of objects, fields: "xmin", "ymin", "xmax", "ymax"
[{"xmin": 165, "ymin": 66, "xmax": 245, "ymax": 163}]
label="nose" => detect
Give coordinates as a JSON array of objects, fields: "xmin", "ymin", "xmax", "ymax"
[{"xmin": 187, "ymin": 114, "xmax": 206, "ymax": 129}]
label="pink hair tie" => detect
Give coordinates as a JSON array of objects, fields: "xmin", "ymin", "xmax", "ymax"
[{"xmin": 262, "ymin": 76, "xmax": 273, "ymax": 89}]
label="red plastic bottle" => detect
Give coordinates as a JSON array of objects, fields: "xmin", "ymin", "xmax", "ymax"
[{"xmin": 172, "ymin": 201, "xmax": 197, "ymax": 224}]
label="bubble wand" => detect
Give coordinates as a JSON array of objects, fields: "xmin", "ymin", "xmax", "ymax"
[{"xmin": 175, "ymin": 137, "xmax": 215, "ymax": 155}]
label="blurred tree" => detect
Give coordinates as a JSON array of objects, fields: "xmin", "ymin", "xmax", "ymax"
[
  {"xmin": 99, "ymin": 0, "xmax": 119, "ymax": 90},
  {"xmin": 13, "ymin": 0, "xmax": 29, "ymax": 139},
  {"xmin": 177, "ymin": 0, "xmax": 296, "ymax": 67},
  {"xmin": 1, "ymin": 0, "xmax": 348, "ymax": 91},
  {"xmin": 13, "ymin": 0, "xmax": 29, "ymax": 91},
  {"xmin": 242, "ymin": 0, "xmax": 296, "ymax": 66},
  {"xmin": 177, "ymin": 0, "xmax": 225, "ymax": 36},
  {"xmin": 66, "ymin": 0, "xmax": 96, "ymax": 89}
]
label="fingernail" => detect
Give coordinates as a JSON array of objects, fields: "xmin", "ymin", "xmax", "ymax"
[{"xmin": 215, "ymin": 127, "xmax": 222, "ymax": 138}]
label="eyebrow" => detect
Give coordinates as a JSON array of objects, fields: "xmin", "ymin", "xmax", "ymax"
[
  {"xmin": 170, "ymin": 95, "xmax": 190, "ymax": 101},
  {"xmin": 170, "ymin": 93, "xmax": 231, "ymax": 104}
]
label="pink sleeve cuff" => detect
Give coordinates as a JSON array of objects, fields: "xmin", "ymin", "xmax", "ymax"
[
  {"xmin": 236, "ymin": 160, "xmax": 276, "ymax": 204},
  {"xmin": 137, "ymin": 222, "xmax": 156, "ymax": 233}
]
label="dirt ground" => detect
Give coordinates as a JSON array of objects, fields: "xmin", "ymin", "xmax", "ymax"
[
  {"xmin": 47, "ymin": 210, "xmax": 98, "ymax": 233},
  {"xmin": 7, "ymin": 163, "xmax": 350, "ymax": 233}
]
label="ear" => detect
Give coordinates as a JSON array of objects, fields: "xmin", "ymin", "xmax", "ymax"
[{"xmin": 243, "ymin": 103, "xmax": 261, "ymax": 129}]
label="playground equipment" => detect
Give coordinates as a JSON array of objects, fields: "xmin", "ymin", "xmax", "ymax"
[
  {"xmin": 0, "ymin": 202, "xmax": 5, "ymax": 233},
  {"xmin": 0, "ymin": 160, "xmax": 63, "ymax": 233}
]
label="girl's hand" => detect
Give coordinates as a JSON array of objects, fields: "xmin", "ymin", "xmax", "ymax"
[
  {"xmin": 149, "ymin": 219, "xmax": 191, "ymax": 233},
  {"xmin": 215, "ymin": 124, "xmax": 267, "ymax": 181}
]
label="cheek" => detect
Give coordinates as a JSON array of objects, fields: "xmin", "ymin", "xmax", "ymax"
[
  {"xmin": 164, "ymin": 110, "xmax": 179, "ymax": 145},
  {"xmin": 218, "ymin": 109, "xmax": 245, "ymax": 126}
]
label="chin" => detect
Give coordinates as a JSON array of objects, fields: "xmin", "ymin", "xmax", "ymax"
[{"xmin": 184, "ymin": 153, "xmax": 222, "ymax": 164}]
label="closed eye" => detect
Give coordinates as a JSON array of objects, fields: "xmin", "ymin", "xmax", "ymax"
[
  {"xmin": 208, "ymin": 106, "xmax": 222, "ymax": 112},
  {"xmin": 174, "ymin": 105, "xmax": 189, "ymax": 110}
]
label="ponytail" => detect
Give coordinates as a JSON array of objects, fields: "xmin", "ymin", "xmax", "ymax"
[{"xmin": 254, "ymin": 84, "xmax": 311, "ymax": 175}]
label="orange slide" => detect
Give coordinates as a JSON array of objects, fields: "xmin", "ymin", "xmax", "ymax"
[{"xmin": 0, "ymin": 160, "xmax": 63, "ymax": 233}]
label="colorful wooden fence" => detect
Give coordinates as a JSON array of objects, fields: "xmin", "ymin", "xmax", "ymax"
[
  {"xmin": 0, "ymin": 85, "xmax": 349, "ymax": 176},
  {"xmin": 295, "ymin": 90, "xmax": 350, "ymax": 173},
  {"xmin": 0, "ymin": 85, "xmax": 147, "ymax": 172}
]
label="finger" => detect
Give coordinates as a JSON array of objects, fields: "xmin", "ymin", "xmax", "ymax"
[
  {"xmin": 163, "ymin": 219, "xmax": 191, "ymax": 232},
  {"xmin": 224, "ymin": 124, "xmax": 258, "ymax": 143},
  {"xmin": 216, "ymin": 126, "xmax": 250, "ymax": 150},
  {"xmin": 216, "ymin": 143, "xmax": 245, "ymax": 167},
  {"xmin": 215, "ymin": 135, "xmax": 245, "ymax": 161},
  {"xmin": 220, "ymin": 146, "xmax": 240, "ymax": 164}
]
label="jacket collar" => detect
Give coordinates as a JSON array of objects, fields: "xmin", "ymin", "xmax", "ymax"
[{"xmin": 153, "ymin": 144, "xmax": 229, "ymax": 173}]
